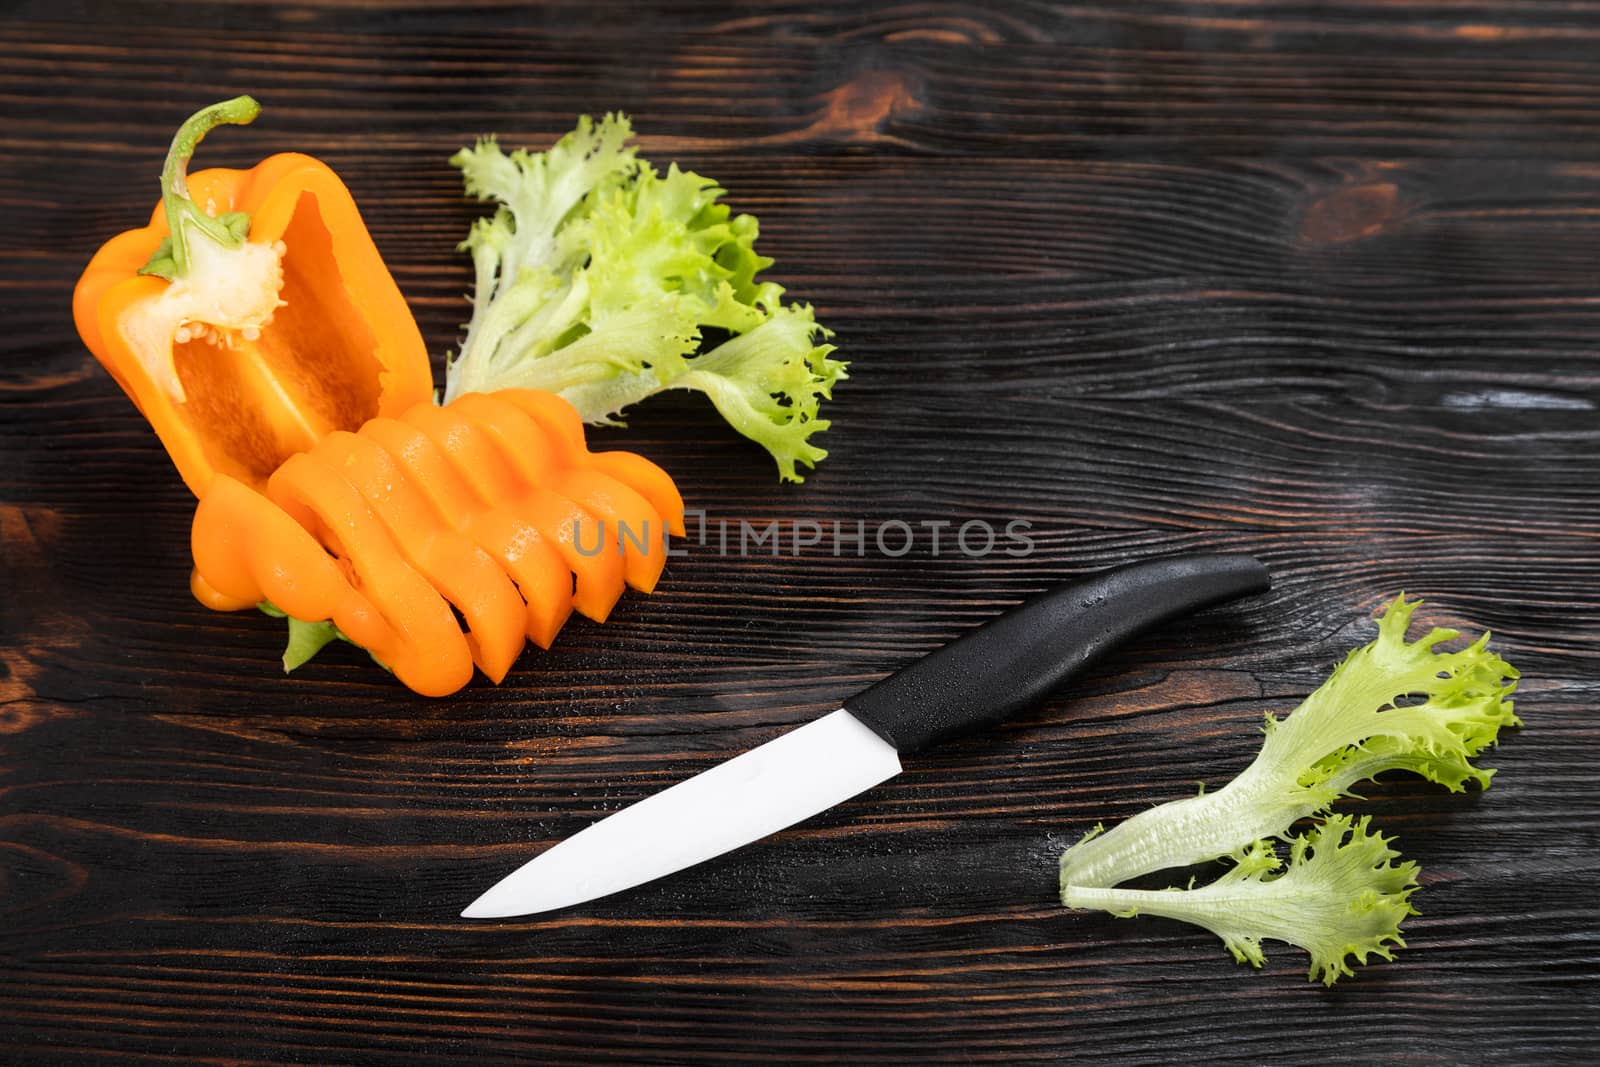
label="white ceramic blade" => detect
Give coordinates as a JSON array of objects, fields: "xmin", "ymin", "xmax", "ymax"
[{"xmin": 461, "ymin": 709, "xmax": 902, "ymax": 918}]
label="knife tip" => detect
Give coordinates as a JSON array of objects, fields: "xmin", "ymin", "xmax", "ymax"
[
  {"xmin": 461, "ymin": 879, "xmax": 558, "ymax": 919},
  {"xmin": 460, "ymin": 888, "xmax": 511, "ymax": 920},
  {"xmin": 461, "ymin": 893, "xmax": 522, "ymax": 920}
]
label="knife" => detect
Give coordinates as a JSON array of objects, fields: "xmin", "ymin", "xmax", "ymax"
[{"xmin": 462, "ymin": 552, "xmax": 1270, "ymax": 918}]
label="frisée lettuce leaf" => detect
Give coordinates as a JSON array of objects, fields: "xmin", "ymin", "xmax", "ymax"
[
  {"xmin": 1059, "ymin": 595, "xmax": 1520, "ymax": 983},
  {"xmin": 1064, "ymin": 815, "xmax": 1420, "ymax": 987},
  {"xmin": 442, "ymin": 114, "xmax": 845, "ymax": 482},
  {"xmin": 1060, "ymin": 595, "xmax": 1519, "ymax": 890}
]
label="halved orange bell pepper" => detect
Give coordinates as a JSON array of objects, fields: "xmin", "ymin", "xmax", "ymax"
[
  {"xmin": 85, "ymin": 98, "xmax": 689, "ymax": 696},
  {"xmin": 72, "ymin": 96, "xmax": 431, "ymax": 498}
]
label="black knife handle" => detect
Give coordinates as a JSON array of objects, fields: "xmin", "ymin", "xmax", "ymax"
[{"xmin": 842, "ymin": 553, "xmax": 1270, "ymax": 754}]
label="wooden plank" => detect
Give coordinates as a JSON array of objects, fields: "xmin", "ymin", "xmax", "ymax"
[{"xmin": 2, "ymin": 1, "xmax": 1598, "ymax": 1063}]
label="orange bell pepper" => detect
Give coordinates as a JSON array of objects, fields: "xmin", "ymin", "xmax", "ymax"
[
  {"xmin": 398, "ymin": 401, "xmax": 629, "ymax": 622},
  {"xmin": 72, "ymin": 96, "xmax": 432, "ymax": 498},
  {"xmin": 450, "ymin": 391, "xmax": 672, "ymax": 594},
  {"xmin": 189, "ymin": 392, "xmax": 684, "ymax": 696},
  {"xmin": 305, "ymin": 431, "xmax": 529, "ymax": 684},
  {"xmin": 78, "ymin": 98, "xmax": 689, "ymax": 696},
  {"xmin": 353, "ymin": 415, "xmax": 581, "ymax": 645}
]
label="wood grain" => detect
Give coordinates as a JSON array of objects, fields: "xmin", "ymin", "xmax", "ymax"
[{"xmin": 3, "ymin": 1, "xmax": 1599, "ymax": 1063}]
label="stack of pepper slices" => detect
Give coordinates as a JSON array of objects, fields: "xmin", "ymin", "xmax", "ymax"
[{"xmin": 73, "ymin": 97, "xmax": 705, "ymax": 696}]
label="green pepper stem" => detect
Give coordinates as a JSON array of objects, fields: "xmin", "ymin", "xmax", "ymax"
[{"xmin": 155, "ymin": 95, "xmax": 262, "ymax": 277}]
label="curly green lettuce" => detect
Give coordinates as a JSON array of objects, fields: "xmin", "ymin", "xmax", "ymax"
[
  {"xmin": 1064, "ymin": 815, "xmax": 1419, "ymax": 987},
  {"xmin": 442, "ymin": 114, "xmax": 845, "ymax": 482},
  {"xmin": 1059, "ymin": 595, "xmax": 1520, "ymax": 983},
  {"xmin": 1060, "ymin": 595, "xmax": 1519, "ymax": 890}
]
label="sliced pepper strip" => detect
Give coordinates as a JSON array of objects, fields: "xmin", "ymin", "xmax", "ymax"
[
  {"xmin": 191, "ymin": 474, "xmax": 389, "ymax": 668},
  {"xmin": 499, "ymin": 389, "xmax": 687, "ymax": 537},
  {"xmin": 451, "ymin": 392, "xmax": 669, "ymax": 593},
  {"xmin": 400, "ymin": 402, "xmax": 626, "ymax": 622},
  {"xmin": 306, "ymin": 432, "xmax": 527, "ymax": 684},
  {"xmin": 357, "ymin": 416, "xmax": 575, "ymax": 648},
  {"xmin": 267, "ymin": 452, "xmax": 476, "ymax": 697}
]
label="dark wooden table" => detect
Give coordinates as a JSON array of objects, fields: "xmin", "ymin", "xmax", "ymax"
[{"xmin": 4, "ymin": 2, "xmax": 1597, "ymax": 1063}]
